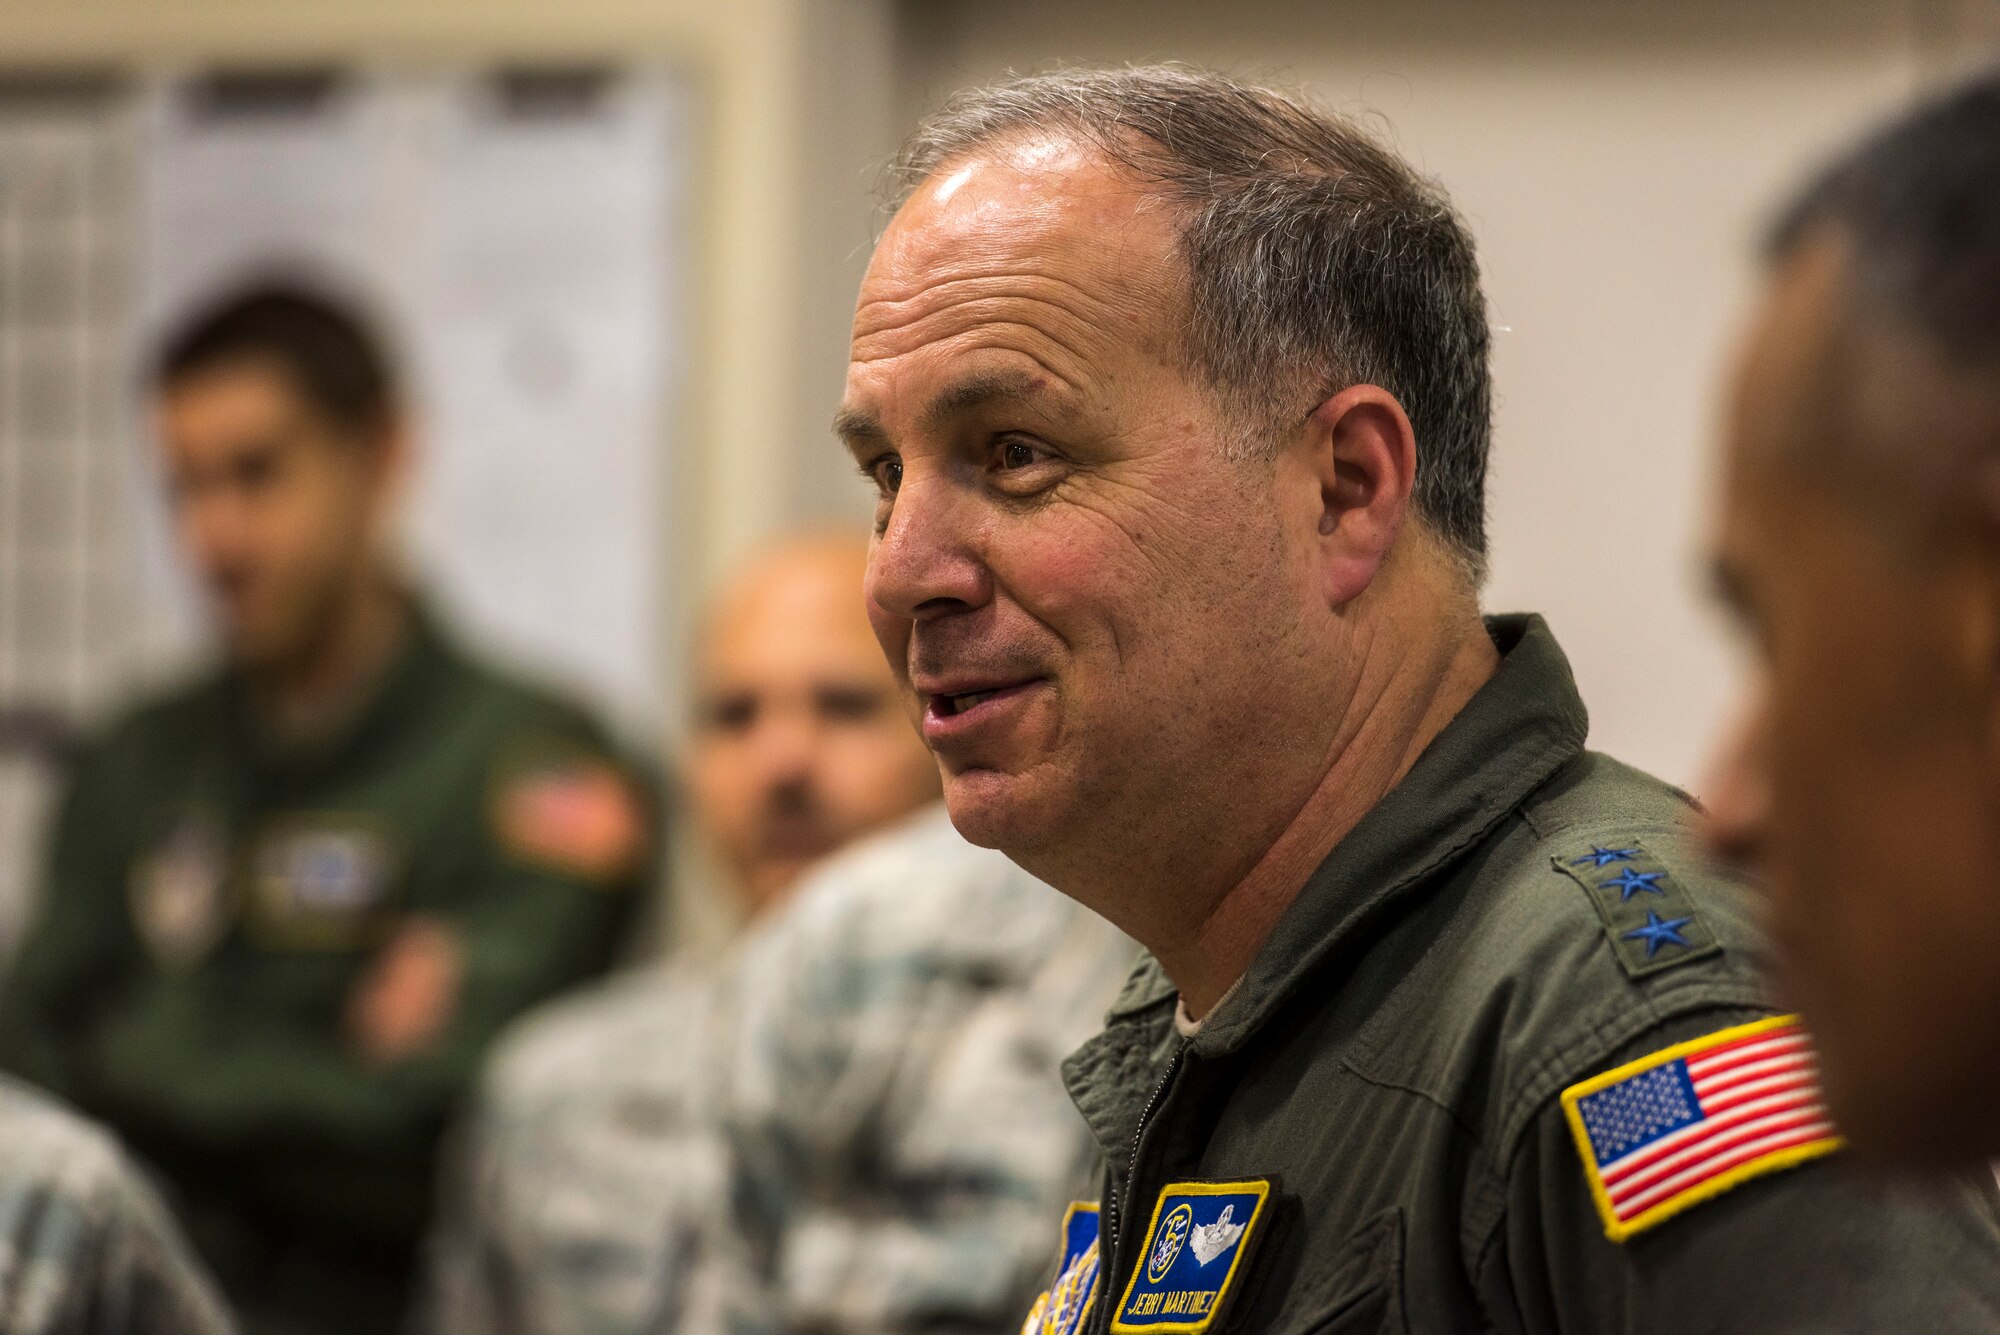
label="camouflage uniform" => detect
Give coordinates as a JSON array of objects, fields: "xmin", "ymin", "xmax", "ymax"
[
  {"xmin": 426, "ymin": 804, "xmax": 1138, "ymax": 1334},
  {"xmin": 0, "ymin": 1074, "xmax": 233, "ymax": 1334}
]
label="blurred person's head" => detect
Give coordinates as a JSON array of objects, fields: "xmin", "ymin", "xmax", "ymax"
[
  {"xmin": 842, "ymin": 67, "xmax": 1496, "ymax": 1000},
  {"xmin": 153, "ymin": 285, "xmax": 406, "ymax": 677},
  {"xmin": 1705, "ymin": 68, "xmax": 2000, "ymax": 1162},
  {"xmin": 689, "ymin": 533, "xmax": 939, "ymax": 916}
]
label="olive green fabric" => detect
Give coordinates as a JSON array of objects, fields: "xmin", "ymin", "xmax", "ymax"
[
  {"xmin": 0, "ymin": 604, "xmax": 655, "ymax": 1335},
  {"xmin": 1058, "ymin": 615, "xmax": 2000, "ymax": 1333}
]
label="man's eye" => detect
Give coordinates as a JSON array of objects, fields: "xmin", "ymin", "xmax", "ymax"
[
  {"xmin": 999, "ymin": 440, "xmax": 1040, "ymax": 471},
  {"xmin": 868, "ymin": 456, "xmax": 904, "ymax": 495},
  {"xmin": 702, "ymin": 695, "xmax": 757, "ymax": 733}
]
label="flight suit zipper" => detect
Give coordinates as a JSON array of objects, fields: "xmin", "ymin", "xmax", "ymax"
[{"xmin": 1094, "ymin": 1039, "xmax": 1188, "ymax": 1335}]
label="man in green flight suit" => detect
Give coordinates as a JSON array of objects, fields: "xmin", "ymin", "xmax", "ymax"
[{"xmin": 0, "ymin": 286, "xmax": 656, "ymax": 1334}]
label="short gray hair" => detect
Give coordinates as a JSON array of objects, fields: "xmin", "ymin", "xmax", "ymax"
[{"xmin": 888, "ymin": 65, "xmax": 1493, "ymax": 577}]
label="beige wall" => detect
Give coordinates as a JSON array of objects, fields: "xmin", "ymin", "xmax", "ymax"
[
  {"xmin": 891, "ymin": 0, "xmax": 1998, "ymax": 789},
  {"xmin": 3, "ymin": 0, "xmax": 1996, "ymax": 802}
]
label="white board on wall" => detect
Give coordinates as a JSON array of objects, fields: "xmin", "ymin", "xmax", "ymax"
[{"xmin": 134, "ymin": 67, "xmax": 685, "ymax": 740}]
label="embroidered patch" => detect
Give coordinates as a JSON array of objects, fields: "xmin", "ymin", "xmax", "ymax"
[
  {"xmin": 1111, "ymin": 1179, "xmax": 1271, "ymax": 1333},
  {"xmin": 128, "ymin": 811, "xmax": 230, "ymax": 970},
  {"xmin": 1020, "ymin": 1202, "xmax": 1102, "ymax": 1335},
  {"xmin": 1553, "ymin": 837, "xmax": 1720, "ymax": 978},
  {"xmin": 1562, "ymin": 1015, "xmax": 1841, "ymax": 1242},
  {"xmin": 495, "ymin": 759, "xmax": 644, "ymax": 883},
  {"xmin": 248, "ymin": 819, "xmax": 400, "ymax": 949}
]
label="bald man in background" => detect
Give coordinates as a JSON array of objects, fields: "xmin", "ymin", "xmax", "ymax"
[{"xmin": 684, "ymin": 534, "xmax": 945, "ymax": 920}]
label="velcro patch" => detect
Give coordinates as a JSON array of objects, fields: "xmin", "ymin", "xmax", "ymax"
[
  {"xmin": 1020, "ymin": 1202, "xmax": 1102, "ymax": 1335},
  {"xmin": 1111, "ymin": 1179, "xmax": 1271, "ymax": 1333},
  {"xmin": 248, "ymin": 819, "xmax": 400, "ymax": 949},
  {"xmin": 495, "ymin": 760, "xmax": 644, "ymax": 884},
  {"xmin": 1562, "ymin": 1015, "xmax": 1841, "ymax": 1242},
  {"xmin": 1553, "ymin": 838, "xmax": 1720, "ymax": 978}
]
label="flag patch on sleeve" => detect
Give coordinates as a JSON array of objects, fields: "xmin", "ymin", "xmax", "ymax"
[
  {"xmin": 1021, "ymin": 1202, "xmax": 1102, "ymax": 1335},
  {"xmin": 1561, "ymin": 1014, "xmax": 1842, "ymax": 1242},
  {"xmin": 1111, "ymin": 1179, "xmax": 1271, "ymax": 1333}
]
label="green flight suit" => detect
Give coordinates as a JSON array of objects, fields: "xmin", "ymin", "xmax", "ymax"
[
  {"xmin": 1029, "ymin": 615, "xmax": 2000, "ymax": 1334},
  {"xmin": 0, "ymin": 603, "xmax": 655, "ymax": 1335}
]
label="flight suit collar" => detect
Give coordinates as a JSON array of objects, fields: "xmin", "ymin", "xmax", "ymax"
[
  {"xmin": 1174, "ymin": 613, "xmax": 1590, "ymax": 1056},
  {"xmin": 225, "ymin": 595, "xmax": 464, "ymax": 780}
]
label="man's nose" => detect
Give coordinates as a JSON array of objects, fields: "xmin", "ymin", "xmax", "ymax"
[
  {"xmin": 751, "ymin": 708, "xmax": 818, "ymax": 786},
  {"xmin": 1700, "ymin": 696, "xmax": 1772, "ymax": 872},
  {"xmin": 866, "ymin": 475, "xmax": 992, "ymax": 624}
]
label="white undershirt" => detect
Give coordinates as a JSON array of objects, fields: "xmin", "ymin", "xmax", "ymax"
[{"xmin": 1174, "ymin": 978, "xmax": 1243, "ymax": 1038}]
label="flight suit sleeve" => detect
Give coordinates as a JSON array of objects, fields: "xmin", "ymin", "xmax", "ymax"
[
  {"xmin": 0, "ymin": 740, "xmax": 144, "ymax": 1099},
  {"xmin": 1485, "ymin": 1004, "xmax": 2000, "ymax": 1334},
  {"xmin": 404, "ymin": 728, "xmax": 657, "ymax": 1104}
]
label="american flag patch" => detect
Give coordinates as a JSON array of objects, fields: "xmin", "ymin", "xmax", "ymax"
[{"xmin": 1561, "ymin": 1015, "xmax": 1842, "ymax": 1241}]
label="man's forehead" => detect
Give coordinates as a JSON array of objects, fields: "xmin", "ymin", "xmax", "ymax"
[
  {"xmin": 860, "ymin": 143, "xmax": 1178, "ymax": 312},
  {"xmin": 1728, "ymin": 236, "xmax": 1853, "ymax": 474}
]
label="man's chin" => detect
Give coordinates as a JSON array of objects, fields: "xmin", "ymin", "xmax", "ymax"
[{"xmin": 940, "ymin": 768, "xmax": 1058, "ymax": 855}]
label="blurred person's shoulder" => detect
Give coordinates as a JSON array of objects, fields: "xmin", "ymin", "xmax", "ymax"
[
  {"xmin": 421, "ymin": 618, "xmax": 660, "ymax": 884},
  {"xmin": 766, "ymin": 802, "xmax": 1135, "ymax": 985},
  {"xmin": 73, "ymin": 668, "xmax": 233, "ymax": 776},
  {"xmin": 0, "ymin": 1073, "xmax": 233, "ymax": 1333},
  {"xmin": 479, "ymin": 961, "xmax": 720, "ymax": 1125}
]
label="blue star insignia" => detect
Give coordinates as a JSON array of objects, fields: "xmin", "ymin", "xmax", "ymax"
[
  {"xmin": 1599, "ymin": 869, "xmax": 1667, "ymax": 901},
  {"xmin": 1571, "ymin": 846, "xmax": 1640, "ymax": 869},
  {"xmin": 1623, "ymin": 910, "xmax": 1693, "ymax": 958}
]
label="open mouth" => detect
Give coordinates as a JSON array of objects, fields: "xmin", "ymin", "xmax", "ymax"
[{"xmin": 935, "ymin": 687, "xmax": 1011, "ymax": 716}]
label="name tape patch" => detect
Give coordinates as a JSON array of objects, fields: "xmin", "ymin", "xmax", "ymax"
[
  {"xmin": 1561, "ymin": 1014, "xmax": 1842, "ymax": 1242},
  {"xmin": 1111, "ymin": 1179, "xmax": 1271, "ymax": 1333},
  {"xmin": 1021, "ymin": 1202, "xmax": 1102, "ymax": 1335}
]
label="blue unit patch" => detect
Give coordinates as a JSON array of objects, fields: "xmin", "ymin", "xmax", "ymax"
[
  {"xmin": 1021, "ymin": 1202, "xmax": 1102, "ymax": 1335},
  {"xmin": 1111, "ymin": 1179, "xmax": 1272, "ymax": 1333}
]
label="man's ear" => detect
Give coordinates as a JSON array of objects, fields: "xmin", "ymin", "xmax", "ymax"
[{"xmin": 1293, "ymin": 383, "xmax": 1418, "ymax": 610}]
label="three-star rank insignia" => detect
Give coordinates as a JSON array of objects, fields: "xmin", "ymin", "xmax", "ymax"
[
  {"xmin": 1111, "ymin": 1179, "xmax": 1273, "ymax": 1333},
  {"xmin": 1021, "ymin": 1202, "xmax": 1103, "ymax": 1335},
  {"xmin": 1554, "ymin": 838, "xmax": 1720, "ymax": 979}
]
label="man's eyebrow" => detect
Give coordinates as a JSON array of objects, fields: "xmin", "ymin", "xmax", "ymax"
[
  {"xmin": 832, "ymin": 406, "xmax": 889, "ymax": 452},
  {"xmin": 921, "ymin": 369, "xmax": 1075, "ymax": 435},
  {"xmin": 834, "ymin": 368, "xmax": 1081, "ymax": 452}
]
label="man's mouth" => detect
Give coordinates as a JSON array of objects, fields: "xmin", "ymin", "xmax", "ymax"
[
  {"xmin": 918, "ymin": 678, "xmax": 1042, "ymax": 730},
  {"xmin": 934, "ymin": 687, "xmax": 1010, "ymax": 716}
]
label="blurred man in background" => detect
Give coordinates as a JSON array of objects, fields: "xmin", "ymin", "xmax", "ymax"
[
  {"xmin": 684, "ymin": 534, "xmax": 946, "ymax": 919},
  {"xmin": 1706, "ymin": 70, "xmax": 2000, "ymax": 1166},
  {"xmin": 0, "ymin": 285, "xmax": 656, "ymax": 1335},
  {"xmin": 426, "ymin": 532, "xmax": 1133, "ymax": 1333}
]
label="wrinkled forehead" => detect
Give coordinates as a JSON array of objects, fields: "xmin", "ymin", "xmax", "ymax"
[{"xmin": 854, "ymin": 139, "xmax": 1185, "ymax": 350}]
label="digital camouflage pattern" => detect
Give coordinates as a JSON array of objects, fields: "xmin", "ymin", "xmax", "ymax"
[
  {"xmin": 427, "ymin": 805, "xmax": 1138, "ymax": 1334},
  {"xmin": 0, "ymin": 1074, "xmax": 233, "ymax": 1334}
]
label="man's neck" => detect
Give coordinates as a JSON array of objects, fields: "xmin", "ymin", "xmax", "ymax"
[
  {"xmin": 1164, "ymin": 606, "xmax": 1500, "ymax": 1020},
  {"xmin": 250, "ymin": 576, "xmax": 410, "ymax": 748}
]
